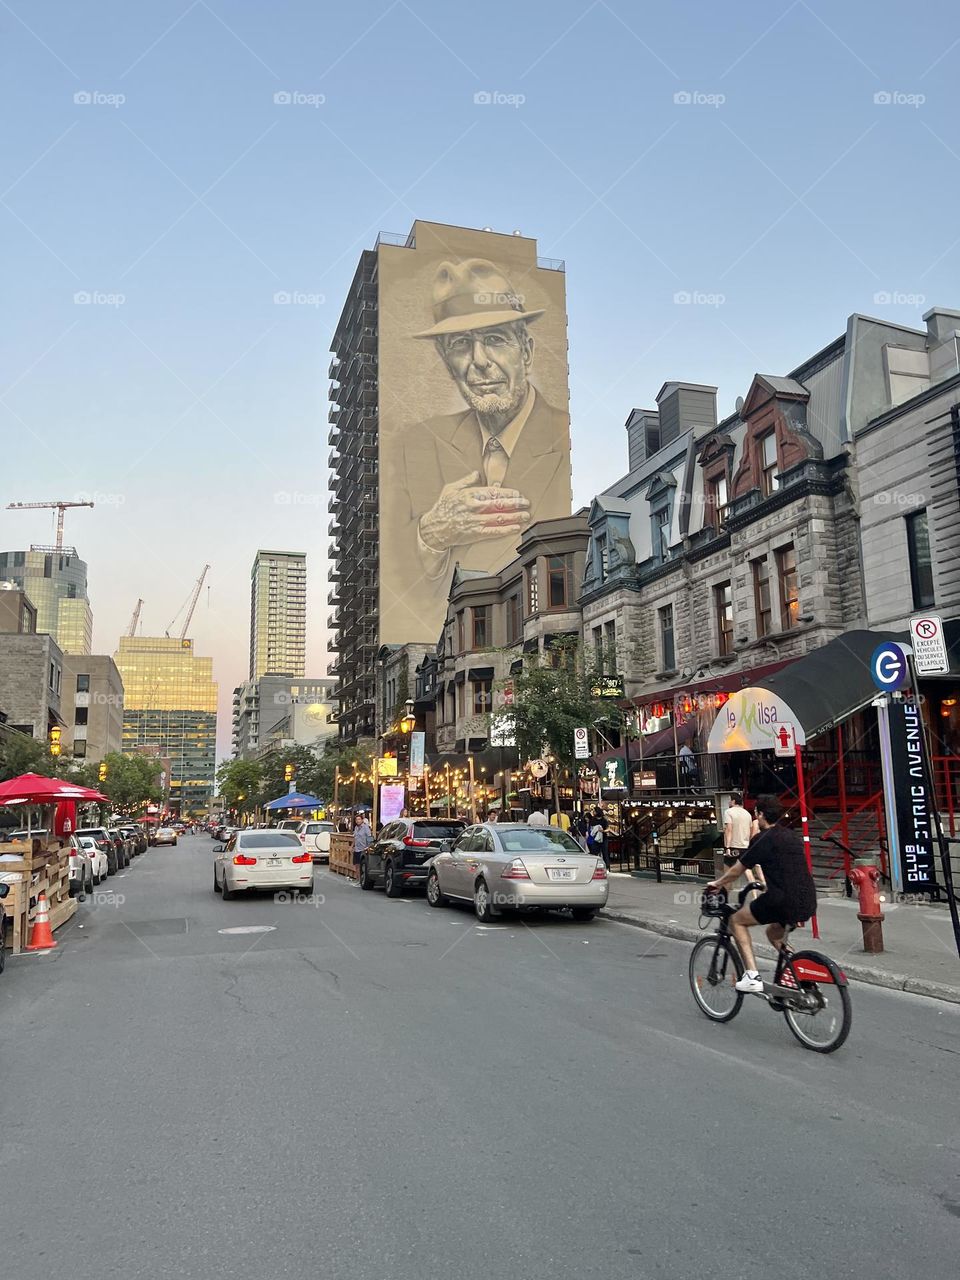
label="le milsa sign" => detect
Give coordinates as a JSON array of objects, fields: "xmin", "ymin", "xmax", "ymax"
[{"xmin": 706, "ymin": 688, "xmax": 807, "ymax": 754}]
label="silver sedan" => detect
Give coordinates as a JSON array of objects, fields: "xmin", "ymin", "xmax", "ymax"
[{"xmin": 425, "ymin": 823, "xmax": 609, "ymax": 923}]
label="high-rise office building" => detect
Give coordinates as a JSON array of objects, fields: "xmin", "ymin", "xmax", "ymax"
[
  {"xmin": 114, "ymin": 636, "xmax": 218, "ymax": 815},
  {"xmin": 328, "ymin": 220, "xmax": 573, "ymax": 742},
  {"xmin": 0, "ymin": 546, "xmax": 93, "ymax": 654},
  {"xmin": 249, "ymin": 550, "xmax": 306, "ymax": 681}
]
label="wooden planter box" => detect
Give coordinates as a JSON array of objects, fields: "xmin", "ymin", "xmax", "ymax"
[
  {"xmin": 328, "ymin": 833, "xmax": 358, "ymax": 880},
  {"xmin": 0, "ymin": 839, "xmax": 76, "ymax": 954}
]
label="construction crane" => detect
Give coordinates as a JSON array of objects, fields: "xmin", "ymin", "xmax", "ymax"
[
  {"xmin": 127, "ymin": 598, "xmax": 144, "ymax": 637},
  {"xmin": 165, "ymin": 565, "xmax": 210, "ymax": 641},
  {"xmin": 6, "ymin": 499, "xmax": 94, "ymax": 551}
]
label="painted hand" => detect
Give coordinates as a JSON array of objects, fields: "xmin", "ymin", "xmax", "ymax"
[{"xmin": 419, "ymin": 471, "xmax": 531, "ymax": 552}]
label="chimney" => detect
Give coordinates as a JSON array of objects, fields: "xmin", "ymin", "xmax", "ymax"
[
  {"xmin": 656, "ymin": 382, "xmax": 718, "ymax": 447},
  {"xmin": 625, "ymin": 409, "xmax": 660, "ymax": 470},
  {"xmin": 923, "ymin": 307, "xmax": 960, "ymax": 383}
]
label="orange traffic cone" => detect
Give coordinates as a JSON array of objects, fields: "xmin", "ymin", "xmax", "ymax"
[{"xmin": 25, "ymin": 892, "xmax": 58, "ymax": 951}]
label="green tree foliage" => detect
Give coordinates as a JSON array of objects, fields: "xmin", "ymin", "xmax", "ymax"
[
  {"xmin": 494, "ymin": 641, "xmax": 624, "ymax": 770},
  {"xmin": 97, "ymin": 752, "xmax": 164, "ymax": 812},
  {"xmin": 215, "ymin": 757, "xmax": 263, "ymax": 817}
]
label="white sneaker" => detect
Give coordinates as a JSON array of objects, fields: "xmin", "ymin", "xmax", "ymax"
[{"xmin": 735, "ymin": 970, "xmax": 764, "ymax": 993}]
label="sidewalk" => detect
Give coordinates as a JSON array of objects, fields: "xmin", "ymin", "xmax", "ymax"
[{"xmin": 601, "ymin": 872, "xmax": 960, "ymax": 1004}]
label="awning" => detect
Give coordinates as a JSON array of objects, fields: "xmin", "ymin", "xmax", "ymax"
[
  {"xmin": 750, "ymin": 628, "xmax": 905, "ymax": 742},
  {"xmin": 626, "ymin": 657, "xmax": 796, "ymax": 710},
  {"xmin": 264, "ymin": 791, "xmax": 323, "ymax": 810},
  {"xmin": 593, "ymin": 721, "xmax": 696, "ymax": 770},
  {"xmin": 467, "ymin": 667, "xmax": 494, "ymax": 681}
]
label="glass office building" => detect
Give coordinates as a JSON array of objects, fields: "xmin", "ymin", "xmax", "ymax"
[
  {"xmin": 0, "ymin": 547, "xmax": 93, "ymax": 654},
  {"xmin": 249, "ymin": 550, "xmax": 306, "ymax": 680},
  {"xmin": 114, "ymin": 636, "xmax": 218, "ymax": 815}
]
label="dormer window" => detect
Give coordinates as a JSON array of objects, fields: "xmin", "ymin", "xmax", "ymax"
[
  {"xmin": 760, "ymin": 432, "xmax": 779, "ymax": 497},
  {"xmin": 652, "ymin": 506, "xmax": 671, "ymax": 562}
]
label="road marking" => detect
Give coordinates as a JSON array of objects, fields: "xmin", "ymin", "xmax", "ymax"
[{"xmin": 218, "ymin": 925, "xmax": 277, "ymax": 935}]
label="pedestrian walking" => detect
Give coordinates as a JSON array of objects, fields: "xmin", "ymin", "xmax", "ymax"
[
  {"xmin": 527, "ymin": 807, "xmax": 548, "ymax": 827},
  {"xmin": 353, "ymin": 813, "xmax": 373, "ymax": 869},
  {"xmin": 722, "ymin": 792, "xmax": 763, "ymax": 888}
]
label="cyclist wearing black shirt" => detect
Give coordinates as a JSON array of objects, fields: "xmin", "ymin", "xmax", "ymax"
[{"xmin": 707, "ymin": 795, "xmax": 817, "ymax": 993}]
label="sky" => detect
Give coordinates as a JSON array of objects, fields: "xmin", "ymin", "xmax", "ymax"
[{"xmin": 1, "ymin": 0, "xmax": 957, "ymax": 758}]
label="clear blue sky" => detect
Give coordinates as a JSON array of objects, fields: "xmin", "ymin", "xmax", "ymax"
[{"xmin": 1, "ymin": 0, "xmax": 957, "ymax": 756}]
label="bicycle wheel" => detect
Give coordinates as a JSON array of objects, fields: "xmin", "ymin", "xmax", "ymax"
[
  {"xmin": 689, "ymin": 935, "xmax": 744, "ymax": 1022},
  {"xmin": 781, "ymin": 951, "xmax": 852, "ymax": 1053}
]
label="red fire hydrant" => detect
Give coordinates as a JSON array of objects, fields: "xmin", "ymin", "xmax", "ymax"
[{"xmin": 850, "ymin": 857, "xmax": 884, "ymax": 954}]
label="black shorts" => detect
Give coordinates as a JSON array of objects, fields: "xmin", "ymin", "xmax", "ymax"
[
  {"xmin": 723, "ymin": 851, "xmax": 748, "ymax": 868},
  {"xmin": 749, "ymin": 888, "xmax": 812, "ymax": 927}
]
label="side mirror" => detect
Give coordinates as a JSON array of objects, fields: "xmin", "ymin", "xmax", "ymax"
[
  {"xmin": 0, "ymin": 883, "xmax": 9, "ymax": 899},
  {"xmin": 439, "ymin": 839, "xmax": 453, "ymax": 853},
  {"xmin": 213, "ymin": 845, "xmax": 224, "ymax": 853}
]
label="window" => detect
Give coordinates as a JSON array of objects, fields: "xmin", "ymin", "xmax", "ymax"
[
  {"xmin": 714, "ymin": 581, "xmax": 733, "ymax": 656},
  {"xmin": 472, "ymin": 680, "xmax": 492, "ymax": 715},
  {"xmin": 604, "ymin": 620, "xmax": 617, "ymax": 673},
  {"xmin": 593, "ymin": 626, "xmax": 603, "ymax": 669},
  {"xmin": 906, "ymin": 510, "xmax": 935, "ymax": 609},
  {"xmin": 760, "ymin": 432, "xmax": 779, "ymax": 496},
  {"xmin": 456, "ymin": 683, "xmax": 465, "ymax": 718},
  {"xmin": 527, "ymin": 564, "xmax": 539, "ymax": 614},
  {"xmin": 73, "ymin": 741, "xmax": 87, "ymax": 759},
  {"xmin": 505, "ymin": 593, "xmax": 522, "ymax": 645},
  {"xmin": 471, "ymin": 606, "xmax": 490, "ymax": 650},
  {"xmin": 76, "ymin": 674, "xmax": 90, "ymax": 693},
  {"xmin": 74, "ymin": 707, "xmax": 88, "ymax": 726},
  {"xmin": 659, "ymin": 605, "xmax": 675, "ymax": 670},
  {"xmin": 707, "ymin": 473, "xmax": 729, "ymax": 529},
  {"xmin": 599, "ymin": 535, "xmax": 609, "ymax": 581},
  {"xmin": 547, "ymin": 555, "xmax": 571, "ymax": 608},
  {"xmin": 652, "ymin": 507, "xmax": 671, "ymax": 562},
  {"xmin": 752, "ymin": 558, "xmax": 772, "ymax": 637},
  {"xmin": 456, "ymin": 612, "xmax": 465, "ymax": 652},
  {"xmin": 49, "ymin": 662, "xmax": 55, "ymax": 690},
  {"xmin": 776, "ymin": 545, "xmax": 799, "ymax": 629}
]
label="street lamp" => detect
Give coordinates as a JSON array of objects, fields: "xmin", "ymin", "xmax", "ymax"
[{"xmin": 399, "ymin": 697, "xmax": 416, "ymax": 735}]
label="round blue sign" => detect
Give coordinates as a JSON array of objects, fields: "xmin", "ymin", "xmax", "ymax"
[{"xmin": 870, "ymin": 642, "xmax": 910, "ymax": 692}]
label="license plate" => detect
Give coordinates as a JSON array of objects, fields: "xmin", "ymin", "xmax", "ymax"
[
  {"xmin": 266, "ymin": 858, "xmax": 282, "ymax": 867},
  {"xmin": 547, "ymin": 867, "xmax": 575, "ymax": 881}
]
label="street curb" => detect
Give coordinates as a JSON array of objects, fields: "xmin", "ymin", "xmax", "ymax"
[{"xmin": 600, "ymin": 908, "xmax": 960, "ymax": 1006}]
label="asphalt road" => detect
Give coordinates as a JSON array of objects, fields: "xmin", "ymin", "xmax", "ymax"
[{"xmin": 2, "ymin": 834, "xmax": 959, "ymax": 1279}]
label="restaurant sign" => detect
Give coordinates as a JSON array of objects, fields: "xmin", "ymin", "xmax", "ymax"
[{"xmin": 706, "ymin": 687, "xmax": 807, "ymax": 754}]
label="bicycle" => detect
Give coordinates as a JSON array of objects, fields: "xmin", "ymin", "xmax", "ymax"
[{"xmin": 688, "ymin": 883, "xmax": 852, "ymax": 1053}]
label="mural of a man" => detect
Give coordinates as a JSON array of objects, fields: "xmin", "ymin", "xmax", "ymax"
[{"xmin": 389, "ymin": 258, "xmax": 570, "ymax": 634}]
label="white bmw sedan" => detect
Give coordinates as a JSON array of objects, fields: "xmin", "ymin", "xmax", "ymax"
[{"xmin": 214, "ymin": 828, "xmax": 314, "ymax": 899}]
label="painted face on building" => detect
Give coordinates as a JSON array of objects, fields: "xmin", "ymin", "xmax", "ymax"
[{"xmin": 437, "ymin": 321, "xmax": 533, "ymax": 426}]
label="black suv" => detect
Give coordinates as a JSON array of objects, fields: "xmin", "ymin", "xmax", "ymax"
[{"xmin": 359, "ymin": 818, "xmax": 466, "ymax": 897}]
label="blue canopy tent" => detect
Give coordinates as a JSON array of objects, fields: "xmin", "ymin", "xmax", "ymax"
[{"xmin": 264, "ymin": 791, "xmax": 323, "ymax": 811}]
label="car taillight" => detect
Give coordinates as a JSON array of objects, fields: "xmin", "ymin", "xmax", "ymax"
[
  {"xmin": 291, "ymin": 851, "xmax": 312, "ymax": 863},
  {"xmin": 501, "ymin": 859, "xmax": 530, "ymax": 880},
  {"xmin": 592, "ymin": 860, "xmax": 608, "ymax": 880},
  {"xmin": 298, "ymin": 833, "xmax": 306, "ymax": 842},
  {"xmin": 233, "ymin": 854, "xmax": 256, "ymax": 866},
  {"xmin": 402, "ymin": 836, "xmax": 431, "ymax": 847}
]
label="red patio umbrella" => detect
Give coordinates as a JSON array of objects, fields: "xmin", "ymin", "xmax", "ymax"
[{"xmin": 0, "ymin": 773, "xmax": 108, "ymax": 804}]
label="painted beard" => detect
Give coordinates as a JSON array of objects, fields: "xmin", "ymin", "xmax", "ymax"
[{"xmin": 461, "ymin": 380, "xmax": 527, "ymax": 421}]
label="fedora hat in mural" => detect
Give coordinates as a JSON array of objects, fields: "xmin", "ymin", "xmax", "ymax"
[{"xmin": 412, "ymin": 257, "xmax": 545, "ymax": 338}]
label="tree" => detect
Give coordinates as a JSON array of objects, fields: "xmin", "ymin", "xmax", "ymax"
[
  {"xmin": 96, "ymin": 752, "xmax": 164, "ymax": 812},
  {"xmin": 216, "ymin": 758, "xmax": 262, "ymax": 816},
  {"xmin": 495, "ymin": 640, "xmax": 625, "ymax": 774}
]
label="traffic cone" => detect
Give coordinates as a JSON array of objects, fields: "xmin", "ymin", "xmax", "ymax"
[{"xmin": 25, "ymin": 892, "xmax": 58, "ymax": 951}]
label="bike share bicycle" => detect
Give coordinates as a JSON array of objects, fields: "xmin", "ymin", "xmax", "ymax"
[{"xmin": 689, "ymin": 883, "xmax": 852, "ymax": 1053}]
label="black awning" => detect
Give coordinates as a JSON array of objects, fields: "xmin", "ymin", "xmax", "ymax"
[
  {"xmin": 754, "ymin": 627, "xmax": 904, "ymax": 741},
  {"xmin": 467, "ymin": 666, "xmax": 494, "ymax": 681},
  {"xmin": 509, "ymin": 658, "xmax": 524, "ymax": 675},
  {"xmin": 522, "ymin": 638, "xmax": 538, "ymax": 654},
  {"xmin": 454, "ymin": 670, "xmax": 466, "ymax": 685}
]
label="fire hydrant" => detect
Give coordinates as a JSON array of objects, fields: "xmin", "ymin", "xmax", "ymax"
[{"xmin": 850, "ymin": 856, "xmax": 884, "ymax": 954}]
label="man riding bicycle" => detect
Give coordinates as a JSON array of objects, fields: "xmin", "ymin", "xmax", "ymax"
[{"xmin": 707, "ymin": 795, "xmax": 817, "ymax": 993}]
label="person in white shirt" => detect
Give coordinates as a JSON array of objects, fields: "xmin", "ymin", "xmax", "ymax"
[
  {"xmin": 722, "ymin": 792, "xmax": 763, "ymax": 886},
  {"xmin": 527, "ymin": 808, "xmax": 548, "ymax": 827}
]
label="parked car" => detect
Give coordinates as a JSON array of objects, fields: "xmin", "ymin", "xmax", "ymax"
[
  {"xmin": 424, "ymin": 823, "xmax": 609, "ymax": 922},
  {"xmin": 75, "ymin": 826, "xmax": 118, "ymax": 875},
  {"xmin": 0, "ymin": 882, "xmax": 9, "ymax": 974},
  {"xmin": 295, "ymin": 820, "xmax": 336, "ymax": 864},
  {"xmin": 276, "ymin": 819, "xmax": 302, "ymax": 833},
  {"xmin": 106, "ymin": 827, "xmax": 133, "ymax": 868},
  {"xmin": 71, "ymin": 834, "xmax": 108, "ymax": 885},
  {"xmin": 213, "ymin": 829, "xmax": 313, "ymax": 899},
  {"xmin": 118, "ymin": 825, "xmax": 147, "ymax": 854},
  {"xmin": 153, "ymin": 827, "xmax": 178, "ymax": 847},
  {"xmin": 358, "ymin": 818, "xmax": 466, "ymax": 896},
  {"xmin": 68, "ymin": 840, "xmax": 94, "ymax": 897}
]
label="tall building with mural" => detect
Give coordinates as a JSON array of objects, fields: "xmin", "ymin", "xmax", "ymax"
[
  {"xmin": 0, "ymin": 546, "xmax": 93, "ymax": 654},
  {"xmin": 328, "ymin": 220, "xmax": 572, "ymax": 742},
  {"xmin": 114, "ymin": 635, "xmax": 218, "ymax": 815}
]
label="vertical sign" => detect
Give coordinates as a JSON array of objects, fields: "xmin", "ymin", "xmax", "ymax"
[
  {"xmin": 379, "ymin": 783, "xmax": 406, "ymax": 824},
  {"xmin": 885, "ymin": 699, "xmax": 938, "ymax": 892},
  {"xmin": 909, "ymin": 613, "xmax": 949, "ymax": 675},
  {"xmin": 409, "ymin": 731, "xmax": 425, "ymax": 778},
  {"xmin": 573, "ymin": 726, "xmax": 589, "ymax": 759}
]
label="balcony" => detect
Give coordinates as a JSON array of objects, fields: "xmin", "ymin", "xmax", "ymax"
[
  {"xmin": 327, "ymin": 427, "xmax": 340, "ymax": 447},
  {"xmin": 327, "ymin": 404, "xmax": 339, "ymax": 424},
  {"xmin": 327, "ymin": 588, "xmax": 339, "ymax": 605},
  {"xmin": 328, "ymin": 357, "xmax": 340, "ymax": 379}
]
